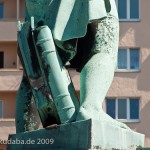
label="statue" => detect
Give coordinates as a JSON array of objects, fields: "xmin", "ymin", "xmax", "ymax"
[
  {"xmin": 15, "ymin": 0, "xmax": 130, "ymax": 133},
  {"xmin": 7, "ymin": 1, "xmax": 145, "ymax": 149}
]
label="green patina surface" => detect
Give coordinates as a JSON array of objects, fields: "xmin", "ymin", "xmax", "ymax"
[
  {"xmin": 13, "ymin": 0, "xmax": 145, "ymax": 149},
  {"xmin": 17, "ymin": 0, "xmax": 123, "ymax": 131},
  {"xmin": 7, "ymin": 120, "xmax": 145, "ymax": 150}
]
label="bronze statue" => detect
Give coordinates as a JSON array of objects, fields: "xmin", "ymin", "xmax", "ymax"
[{"xmin": 16, "ymin": 0, "xmax": 129, "ymax": 133}]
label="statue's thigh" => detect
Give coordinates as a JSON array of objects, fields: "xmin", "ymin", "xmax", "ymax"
[
  {"xmin": 90, "ymin": 15, "xmax": 119, "ymax": 56},
  {"xmin": 75, "ymin": 15, "xmax": 119, "ymax": 71}
]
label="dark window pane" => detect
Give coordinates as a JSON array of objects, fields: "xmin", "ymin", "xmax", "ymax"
[
  {"xmin": 0, "ymin": 101, "xmax": 2, "ymax": 118},
  {"xmin": 0, "ymin": 52, "xmax": 4, "ymax": 68},
  {"xmin": 118, "ymin": 99, "xmax": 127, "ymax": 119},
  {"xmin": 106, "ymin": 99, "xmax": 116, "ymax": 119},
  {"xmin": 118, "ymin": 0, "xmax": 127, "ymax": 19},
  {"xmin": 118, "ymin": 49, "xmax": 127, "ymax": 69},
  {"xmin": 130, "ymin": 49, "xmax": 140, "ymax": 70},
  {"xmin": 0, "ymin": 3, "xmax": 4, "ymax": 19},
  {"xmin": 130, "ymin": 0, "xmax": 139, "ymax": 19},
  {"xmin": 130, "ymin": 99, "xmax": 139, "ymax": 119}
]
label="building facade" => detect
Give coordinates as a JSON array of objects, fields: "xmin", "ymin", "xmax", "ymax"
[
  {"xmin": 0, "ymin": 0, "xmax": 150, "ymax": 149},
  {"xmin": 0, "ymin": 0, "xmax": 24, "ymax": 149}
]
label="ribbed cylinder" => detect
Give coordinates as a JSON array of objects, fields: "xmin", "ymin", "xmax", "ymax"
[{"xmin": 35, "ymin": 26, "xmax": 76, "ymax": 123}]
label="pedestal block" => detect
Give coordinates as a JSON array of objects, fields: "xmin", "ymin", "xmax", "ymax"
[{"xmin": 7, "ymin": 119, "xmax": 145, "ymax": 150}]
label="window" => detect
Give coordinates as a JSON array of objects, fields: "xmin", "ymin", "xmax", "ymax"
[
  {"xmin": 0, "ymin": 100, "xmax": 3, "ymax": 118},
  {"xmin": 0, "ymin": 3, "xmax": 4, "ymax": 19},
  {"xmin": 106, "ymin": 98, "xmax": 140, "ymax": 122},
  {"xmin": 116, "ymin": 0, "xmax": 139, "ymax": 21},
  {"xmin": 0, "ymin": 51, "xmax": 4, "ymax": 68},
  {"xmin": 117, "ymin": 48, "xmax": 140, "ymax": 71}
]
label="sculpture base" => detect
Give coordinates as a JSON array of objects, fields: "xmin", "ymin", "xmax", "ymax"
[{"xmin": 7, "ymin": 119, "xmax": 144, "ymax": 150}]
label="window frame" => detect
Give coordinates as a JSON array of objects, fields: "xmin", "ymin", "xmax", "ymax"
[
  {"xmin": 116, "ymin": 0, "xmax": 140, "ymax": 22},
  {"xmin": 0, "ymin": 100, "xmax": 3, "ymax": 119},
  {"xmin": 106, "ymin": 98, "xmax": 140, "ymax": 122},
  {"xmin": 116, "ymin": 48, "xmax": 141, "ymax": 72}
]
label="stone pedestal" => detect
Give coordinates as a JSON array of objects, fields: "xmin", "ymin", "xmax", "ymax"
[{"xmin": 7, "ymin": 119, "xmax": 144, "ymax": 150}]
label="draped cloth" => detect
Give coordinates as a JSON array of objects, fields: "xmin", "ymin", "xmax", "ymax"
[{"xmin": 25, "ymin": 0, "xmax": 118, "ymax": 41}]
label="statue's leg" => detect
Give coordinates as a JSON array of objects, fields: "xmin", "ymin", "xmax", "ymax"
[
  {"xmin": 76, "ymin": 15, "xmax": 129, "ymax": 129},
  {"xmin": 15, "ymin": 73, "xmax": 40, "ymax": 133}
]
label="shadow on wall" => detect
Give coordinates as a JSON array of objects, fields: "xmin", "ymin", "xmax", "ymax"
[
  {"xmin": 136, "ymin": 100, "xmax": 150, "ymax": 138},
  {"xmin": 119, "ymin": 24, "xmax": 150, "ymax": 49},
  {"xmin": 126, "ymin": 100, "xmax": 150, "ymax": 141},
  {"xmin": 137, "ymin": 54, "xmax": 150, "ymax": 91}
]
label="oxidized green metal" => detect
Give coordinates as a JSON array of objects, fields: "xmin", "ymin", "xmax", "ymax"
[
  {"xmin": 17, "ymin": 21, "xmax": 61, "ymax": 131},
  {"xmin": 16, "ymin": 20, "xmax": 79, "ymax": 131},
  {"xmin": 34, "ymin": 25, "xmax": 77, "ymax": 123},
  {"xmin": 12, "ymin": 0, "xmax": 146, "ymax": 149},
  {"xmin": 7, "ymin": 119, "xmax": 145, "ymax": 150},
  {"xmin": 16, "ymin": 0, "xmax": 128, "ymax": 132}
]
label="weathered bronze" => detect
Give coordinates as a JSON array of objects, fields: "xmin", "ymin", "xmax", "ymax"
[
  {"xmin": 6, "ymin": 1, "xmax": 145, "ymax": 150},
  {"xmin": 16, "ymin": 0, "xmax": 129, "ymax": 132}
]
